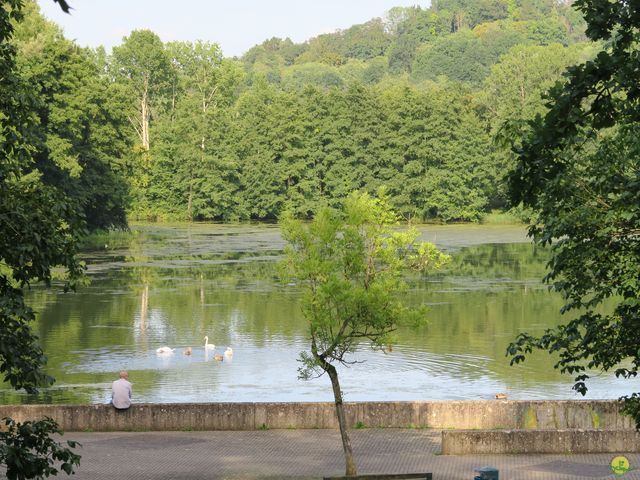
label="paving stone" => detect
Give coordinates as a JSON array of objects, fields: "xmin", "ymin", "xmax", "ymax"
[
  {"xmin": 521, "ymin": 460, "xmax": 613, "ymax": 478},
  {"xmin": 56, "ymin": 429, "xmax": 640, "ymax": 480}
]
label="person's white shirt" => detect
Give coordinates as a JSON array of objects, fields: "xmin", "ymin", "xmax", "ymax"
[{"xmin": 111, "ymin": 374, "xmax": 132, "ymax": 409}]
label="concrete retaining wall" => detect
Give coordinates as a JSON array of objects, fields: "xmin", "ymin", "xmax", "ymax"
[
  {"xmin": 0, "ymin": 400, "xmax": 634, "ymax": 432},
  {"xmin": 441, "ymin": 429, "xmax": 640, "ymax": 454}
]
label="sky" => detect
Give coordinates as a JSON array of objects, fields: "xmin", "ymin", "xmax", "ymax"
[{"xmin": 36, "ymin": 0, "xmax": 429, "ymax": 58}]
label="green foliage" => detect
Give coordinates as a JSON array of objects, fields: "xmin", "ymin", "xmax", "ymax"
[
  {"xmin": 339, "ymin": 19, "xmax": 392, "ymax": 61},
  {"xmin": 0, "ymin": 417, "xmax": 81, "ymax": 480},
  {"xmin": 1, "ymin": 0, "xmax": 85, "ymax": 394},
  {"xmin": 505, "ymin": 0, "xmax": 640, "ymax": 428},
  {"xmin": 78, "ymin": 229, "xmax": 138, "ymax": 251},
  {"xmin": 281, "ymin": 62, "xmax": 344, "ymax": 89},
  {"xmin": 386, "ymin": 34, "xmax": 418, "ymax": 74},
  {"xmin": 111, "ymin": 29, "xmax": 174, "ymax": 115},
  {"xmin": 14, "ymin": 9, "xmax": 130, "ymax": 230},
  {"xmin": 150, "ymin": 41, "xmax": 245, "ymax": 221},
  {"xmin": 94, "ymin": 0, "xmax": 591, "ymax": 224},
  {"xmin": 6, "ymin": 0, "xmax": 592, "ymax": 228},
  {"xmin": 296, "ymin": 33, "xmax": 346, "ymax": 66},
  {"xmin": 480, "ymin": 209, "xmax": 524, "ymax": 225},
  {"xmin": 243, "ymin": 37, "xmax": 307, "ymax": 68},
  {"xmin": 411, "ymin": 21, "xmax": 560, "ymax": 85},
  {"xmin": 383, "ymin": 83, "xmax": 497, "ymax": 220},
  {"xmin": 111, "ymin": 29, "xmax": 173, "ymax": 218},
  {"xmin": 293, "ymin": 19, "xmax": 391, "ymax": 67},
  {"xmin": 281, "ymin": 190, "xmax": 449, "ymax": 475},
  {"xmin": 0, "ymin": 175, "xmax": 84, "ymax": 391},
  {"xmin": 0, "ymin": 1, "xmax": 83, "ymax": 478},
  {"xmin": 281, "ymin": 190, "xmax": 450, "ymax": 378},
  {"xmin": 483, "ymin": 43, "xmax": 587, "ymax": 134},
  {"xmin": 412, "ymin": 30, "xmax": 491, "ymax": 85},
  {"xmin": 240, "ymin": 0, "xmax": 584, "ymax": 85}
]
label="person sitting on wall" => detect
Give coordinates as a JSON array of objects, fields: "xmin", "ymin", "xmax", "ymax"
[{"xmin": 111, "ymin": 370, "xmax": 132, "ymax": 410}]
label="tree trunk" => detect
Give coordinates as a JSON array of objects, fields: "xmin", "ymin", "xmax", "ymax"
[
  {"xmin": 326, "ymin": 363, "xmax": 357, "ymax": 476},
  {"xmin": 141, "ymin": 76, "xmax": 150, "ymax": 151},
  {"xmin": 187, "ymin": 180, "xmax": 193, "ymax": 221}
]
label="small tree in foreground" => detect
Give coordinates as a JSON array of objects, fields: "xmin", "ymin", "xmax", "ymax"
[{"xmin": 281, "ymin": 191, "xmax": 450, "ymax": 476}]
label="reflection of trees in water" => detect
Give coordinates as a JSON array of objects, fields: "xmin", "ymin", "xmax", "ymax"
[
  {"xmin": 399, "ymin": 243, "xmax": 617, "ymax": 389},
  {"xmin": 139, "ymin": 283, "xmax": 149, "ymax": 331},
  {"xmin": 399, "ymin": 243, "xmax": 567, "ymax": 385},
  {"xmin": 20, "ymin": 239, "xmax": 596, "ymax": 401},
  {"xmin": 441, "ymin": 243, "xmax": 550, "ymax": 280},
  {"xmin": 29, "ymin": 243, "xmax": 558, "ymax": 360}
]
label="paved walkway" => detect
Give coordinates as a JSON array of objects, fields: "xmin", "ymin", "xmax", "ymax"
[{"xmin": 64, "ymin": 429, "xmax": 639, "ymax": 480}]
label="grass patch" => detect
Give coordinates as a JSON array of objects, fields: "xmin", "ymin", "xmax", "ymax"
[
  {"xmin": 258, "ymin": 423, "xmax": 270, "ymax": 431},
  {"xmin": 354, "ymin": 421, "xmax": 366, "ymax": 429},
  {"xmin": 406, "ymin": 425, "xmax": 432, "ymax": 430},
  {"xmin": 480, "ymin": 210, "xmax": 524, "ymax": 225},
  {"xmin": 79, "ymin": 229, "xmax": 137, "ymax": 251}
]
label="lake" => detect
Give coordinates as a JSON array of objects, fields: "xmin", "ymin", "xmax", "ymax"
[{"xmin": 1, "ymin": 223, "xmax": 631, "ymax": 405}]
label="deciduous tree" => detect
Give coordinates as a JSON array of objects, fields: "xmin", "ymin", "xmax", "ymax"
[
  {"xmin": 506, "ymin": 0, "xmax": 640, "ymax": 427},
  {"xmin": 1, "ymin": 0, "xmax": 82, "ymax": 476},
  {"xmin": 111, "ymin": 30, "xmax": 173, "ymax": 152},
  {"xmin": 281, "ymin": 190, "xmax": 450, "ymax": 475}
]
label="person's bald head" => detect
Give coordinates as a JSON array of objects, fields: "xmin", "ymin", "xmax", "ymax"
[{"xmin": 119, "ymin": 371, "xmax": 128, "ymax": 380}]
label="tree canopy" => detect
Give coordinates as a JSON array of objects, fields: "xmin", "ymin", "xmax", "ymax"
[
  {"xmin": 1, "ymin": 0, "xmax": 593, "ymax": 225},
  {"xmin": 506, "ymin": 0, "xmax": 640, "ymax": 427},
  {"xmin": 1, "ymin": 0, "xmax": 82, "ymax": 477}
]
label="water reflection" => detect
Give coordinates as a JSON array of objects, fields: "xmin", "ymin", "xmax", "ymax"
[{"xmin": 0, "ymin": 224, "xmax": 630, "ymax": 404}]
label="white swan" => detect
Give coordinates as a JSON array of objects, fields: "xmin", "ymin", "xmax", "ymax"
[
  {"xmin": 204, "ymin": 336, "xmax": 215, "ymax": 350},
  {"xmin": 156, "ymin": 346, "xmax": 174, "ymax": 354},
  {"xmin": 224, "ymin": 347, "xmax": 233, "ymax": 357}
]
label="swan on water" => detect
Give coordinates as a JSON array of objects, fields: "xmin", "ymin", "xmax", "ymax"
[
  {"xmin": 213, "ymin": 353, "xmax": 224, "ymax": 361},
  {"xmin": 204, "ymin": 336, "xmax": 215, "ymax": 350},
  {"xmin": 156, "ymin": 346, "xmax": 174, "ymax": 354},
  {"xmin": 224, "ymin": 347, "xmax": 233, "ymax": 357},
  {"xmin": 183, "ymin": 347, "xmax": 192, "ymax": 355}
]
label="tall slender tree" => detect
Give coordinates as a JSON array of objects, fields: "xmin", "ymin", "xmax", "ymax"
[
  {"xmin": 281, "ymin": 190, "xmax": 450, "ymax": 475},
  {"xmin": 111, "ymin": 30, "xmax": 172, "ymax": 152},
  {"xmin": 111, "ymin": 30, "xmax": 173, "ymax": 218},
  {"xmin": 162, "ymin": 41, "xmax": 243, "ymax": 220}
]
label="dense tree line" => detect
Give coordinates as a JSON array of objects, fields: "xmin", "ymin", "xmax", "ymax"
[
  {"xmin": 10, "ymin": 0, "xmax": 593, "ymax": 225},
  {"xmin": 10, "ymin": 1, "xmax": 130, "ymax": 230},
  {"xmin": 243, "ymin": 0, "xmax": 586, "ymax": 84}
]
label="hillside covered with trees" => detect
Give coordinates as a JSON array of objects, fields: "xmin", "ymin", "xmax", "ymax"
[{"xmin": 12, "ymin": 0, "xmax": 594, "ymax": 226}]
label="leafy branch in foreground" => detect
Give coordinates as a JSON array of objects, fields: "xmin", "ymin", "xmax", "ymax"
[
  {"xmin": 1, "ymin": 0, "xmax": 82, "ymax": 477},
  {"xmin": 0, "ymin": 417, "xmax": 81, "ymax": 480},
  {"xmin": 505, "ymin": 0, "xmax": 640, "ymax": 428}
]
